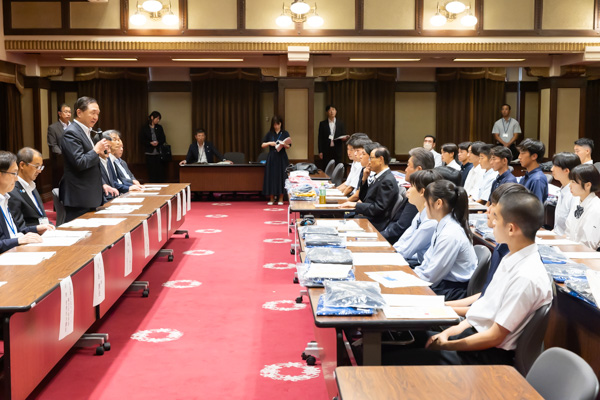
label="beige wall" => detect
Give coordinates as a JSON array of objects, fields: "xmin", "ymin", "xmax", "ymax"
[
  {"xmin": 542, "ymin": 0, "xmax": 594, "ymax": 29},
  {"xmin": 395, "ymin": 92, "xmax": 436, "ymax": 155},
  {"xmin": 556, "ymin": 88, "xmax": 581, "ymax": 153},
  {"xmin": 484, "ymin": 0, "xmax": 534, "ymax": 30},
  {"xmin": 21, "ymin": 89, "xmax": 35, "ymax": 154},
  {"xmin": 260, "ymin": 91, "xmax": 275, "ymax": 138},
  {"xmin": 39, "ymin": 89, "xmax": 49, "ymax": 155},
  {"xmin": 71, "ymin": 0, "xmax": 120, "ymax": 29},
  {"xmin": 148, "ymin": 92, "xmax": 192, "ymax": 156},
  {"xmin": 285, "ymin": 89, "xmax": 309, "ymax": 160},
  {"xmin": 524, "ymin": 91, "xmax": 539, "ymax": 140},
  {"xmin": 539, "ymin": 89, "xmax": 551, "ymax": 157},
  {"xmin": 246, "ymin": 0, "xmax": 354, "ymax": 30},
  {"xmin": 364, "ymin": 0, "xmax": 414, "ymax": 30},
  {"xmin": 65, "ymin": 92, "xmax": 78, "ymax": 114},
  {"xmin": 188, "ymin": 0, "xmax": 237, "ymax": 29},
  {"xmin": 12, "ymin": 2, "xmax": 61, "ymax": 29},
  {"xmin": 505, "ymin": 92, "xmax": 518, "ymax": 113}
]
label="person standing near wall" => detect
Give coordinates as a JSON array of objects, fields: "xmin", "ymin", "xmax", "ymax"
[
  {"xmin": 140, "ymin": 111, "xmax": 167, "ymax": 183},
  {"xmin": 262, "ymin": 116, "xmax": 291, "ymax": 205}
]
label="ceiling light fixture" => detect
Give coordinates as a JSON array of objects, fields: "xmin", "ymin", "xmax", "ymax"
[
  {"xmin": 430, "ymin": 1, "xmax": 477, "ymax": 28},
  {"xmin": 453, "ymin": 58, "xmax": 526, "ymax": 62},
  {"xmin": 64, "ymin": 57, "xmax": 139, "ymax": 61},
  {"xmin": 130, "ymin": 1, "xmax": 179, "ymax": 27},
  {"xmin": 349, "ymin": 58, "xmax": 421, "ymax": 62},
  {"xmin": 171, "ymin": 58, "xmax": 244, "ymax": 62},
  {"xmin": 276, "ymin": 1, "xmax": 323, "ymax": 29}
]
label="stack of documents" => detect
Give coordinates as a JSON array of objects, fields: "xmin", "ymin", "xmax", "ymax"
[
  {"xmin": 339, "ymin": 232, "xmax": 378, "ymax": 238},
  {"xmin": 352, "ymin": 253, "xmax": 408, "ymax": 266},
  {"xmin": 111, "ymin": 198, "xmax": 145, "ymax": 204},
  {"xmin": 0, "ymin": 251, "xmax": 56, "ymax": 265},
  {"xmin": 96, "ymin": 205, "xmax": 143, "ymax": 214},
  {"xmin": 60, "ymin": 218, "xmax": 126, "ymax": 228},
  {"xmin": 304, "ymin": 263, "xmax": 353, "ymax": 280},
  {"xmin": 365, "ymin": 270, "xmax": 431, "ymax": 288},
  {"xmin": 381, "ymin": 294, "xmax": 459, "ymax": 319},
  {"xmin": 26, "ymin": 230, "xmax": 91, "ymax": 247}
]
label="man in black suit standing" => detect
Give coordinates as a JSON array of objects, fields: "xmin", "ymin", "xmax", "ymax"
[
  {"xmin": 47, "ymin": 103, "xmax": 71, "ymax": 189},
  {"xmin": 59, "ymin": 97, "xmax": 112, "ymax": 223},
  {"xmin": 318, "ymin": 105, "xmax": 348, "ymax": 168},
  {"xmin": 179, "ymin": 129, "xmax": 232, "ymax": 165},
  {"xmin": 340, "ymin": 146, "xmax": 399, "ymax": 231}
]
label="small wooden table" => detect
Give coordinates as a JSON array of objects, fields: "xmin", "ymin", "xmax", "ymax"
[{"xmin": 335, "ymin": 365, "xmax": 542, "ymax": 400}]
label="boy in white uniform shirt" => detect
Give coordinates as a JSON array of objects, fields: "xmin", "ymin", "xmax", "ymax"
[
  {"xmin": 463, "ymin": 141, "xmax": 485, "ymax": 198},
  {"xmin": 475, "ymin": 144, "xmax": 497, "ymax": 204},
  {"xmin": 385, "ymin": 191, "xmax": 553, "ymax": 366},
  {"xmin": 551, "ymin": 152, "xmax": 581, "ymax": 235},
  {"xmin": 336, "ymin": 134, "xmax": 369, "ymax": 196},
  {"xmin": 573, "ymin": 138, "xmax": 594, "ymax": 165},
  {"xmin": 565, "ymin": 164, "xmax": 600, "ymax": 250}
]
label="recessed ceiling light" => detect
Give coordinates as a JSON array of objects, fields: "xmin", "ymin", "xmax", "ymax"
[
  {"xmin": 453, "ymin": 58, "xmax": 526, "ymax": 62},
  {"xmin": 171, "ymin": 58, "xmax": 244, "ymax": 62},
  {"xmin": 349, "ymin": 58, "xmax": 421, "ymax": 62},
  {"xmin": 64, "ymin": 57, "xmax": 138, "ymax": 61}
]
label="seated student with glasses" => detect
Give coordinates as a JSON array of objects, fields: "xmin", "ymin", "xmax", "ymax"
[
  {"xmin": 564, "ymin": 164, "xmax": 600, "ymax": 250},
  {"xmin": 8, "ymin": 147, "xmax": 56, "ymax": 231},
  {"xmin": 0, "ymin": 151, "xmax": 49, "ymax": 253}
]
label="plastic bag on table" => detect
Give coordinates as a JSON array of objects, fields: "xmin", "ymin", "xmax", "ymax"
[
  {"xmin": 305, "ymin": 234, "xmax": 344, "ymax": 247},
  {"xmin": 565, "ymin": 277, "xmax": 597, "ymax": 306},
  {"xmin": 538, "ymin": 244, "xmax": 569, "ymax": 264},
  {"xmin": 545, "ymin": 263, "xmax": 588, "ymax": 283},
  {"xmin": 296, "ymin": 262, "xmax": 355, "ymax": 287},
  {"xmin": 306, "ymin": 247, "xmax": 353, "ymax": 265},
  {"xmin": 322, "ymin": 281, "xmax": 386, "ymax": 309},
  {"xmin": 298, "ymin": 225, "xmax": 339, "ymax": 238},
  {"xmin": 469, "ymin": 213, "xmax": 488, "ymax": 227}
]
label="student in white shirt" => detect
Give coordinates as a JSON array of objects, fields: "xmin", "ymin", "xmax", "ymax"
[
  {"xmin": 393, "ymin": 169, "xmax": 442, "ymax": 266},
  {"xmin": 463, "ymin": 141, "xmax": 485, "ymax": 198},
  {"xmin": 337, "ymin": 133, "xmax": 370, "ymax": 196},
  {"xmin": 423, "ymin": 135, "xmax": 442, "ymax": 167},
  {"xmin": 551, "ymin": 152, "xmax": 581, "ymax": 236},
  {"xmin": 565, "ymin": 164, "xmax": 600, "ymax": 250},
  {"xmin": 475, "ymin": 144, "xmax": 498, "ymax": 204},
  {"xmin": 413, "ymin": 180, "xmax": 477, "ymax": 300},
  {"xmin": 441, "ymin": 143, "xmax": 461, "ymax": 171},
  {"xmin": 574, "ymin": 138, "xmax": 594, "ymax": 165}
]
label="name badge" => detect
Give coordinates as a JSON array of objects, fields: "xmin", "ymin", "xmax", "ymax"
[{"xmin": 39, "ymin": 217, "xmax": 50, "ymax": 225}]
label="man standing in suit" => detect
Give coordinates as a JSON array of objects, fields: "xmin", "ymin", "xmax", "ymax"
[
  {"xmin": 340, "ymin": 146, "xmax": 399, "ymax": 231},
  {"xmin": 318, "ymin": 105, "xmax": 348, "ymax": 168},
  {"xmin": 60, "ymin": 97, "xmax": 111, "ymax": 222},
  {"xmin": 179, "ymin": 129, "xmax": 232, "ymax": 165},
  {"xmin": 47, "ymin": 103, "xmax": 71, "ymax": 189}
]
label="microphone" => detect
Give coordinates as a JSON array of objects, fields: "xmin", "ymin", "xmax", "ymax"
[{"xmin": 91, "ymin": 128, "xmax": 110, "ymax": 154}]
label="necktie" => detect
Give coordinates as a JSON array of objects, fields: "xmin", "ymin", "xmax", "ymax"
[
  {"xmin": 574, "ymin": 205, "xmax": 584, "ymax": 219},
  {"xmin": 107, "ymin": 159, "xmax": 118, "ymax": 186},
  {"xmin": 368, "ymin": 175, "xmax": 376, "ymax": 186}
]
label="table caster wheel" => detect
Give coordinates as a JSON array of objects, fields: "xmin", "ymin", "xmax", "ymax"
[
  {"xmin": 306, "ymin": 355, "xmax": 316, "ymax": 366},
  {"xmin": 295, "ymin": 296, "xmax": 303, "ymax": 304},
  {"xmin": 185, "ymin": 234, "xmax": 189, "ymax": 239},
  {"xmin": 293, "ymin": 277, "xmax": 299, "ymax": 284},
  {"xmin": 168, "ymin": 255, "xmax": 174, "ymax": 262},
  {"xmin": 290, "ymin": 248, "xmax": 295, "ymax": 255},
  {"xmin": 96, "ymin": 346, "xmax": 105, "ymax": 356},
  {"xmin": 143, "ymin": 289, "xmax": 149, "ymax": 297},
  {"xmin": 301, "ymin": 352, "xmax": 308, "ymax": 360},
  {"xmin": 103, "ymin": 342, "xmax": 111, "ymax": 351}
]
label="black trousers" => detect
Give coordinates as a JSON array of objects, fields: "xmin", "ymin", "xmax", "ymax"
[
  {"xmin": 64, "ymin": 206, "xmax": 94, "ymax": 224},
  {"xmin": 431, "ymin": 279, "xmax": 469, "ymax": 301},
  {"xmin": 145, "ymin": 154, "xmax": 166, "ymax": 183}
]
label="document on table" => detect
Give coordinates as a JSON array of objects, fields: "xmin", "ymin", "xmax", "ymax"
[
  {"xmin": 187, "ymin": 186, "xmax": 191, "ymax": 211},
  {"xmin": 124, "ymin": 232, "xmax": 133, "ymax": 277},
  {"xmin": 383, "ymin": 306, "xmax": 459, "ymax": 319},
  {"xmin": 326, "ymin": 189, "xmax": 344, "ymax": 196},
  {"xmin": 345, "ymin": 241, "xmax": 390, "ymax": 247},
  {"xmin": 156, "ymin": 207, "xmax": 162, "ymax": 242},
  {"xmin": 93, "ymin": 253, "xmax": 105, "ymax": 307},
  {"xmin": 536, "ymin": 238, "xmax": 579, "ymax": 246},
  {"xmin": 176, "ymin": 192, "xmax": 182, "ymax": 221},
  {"xmin": 304, "ymin": 263, "xmax": 353, "ymax": 279},
  {"xmin": 586, "ymin": 270, "xmax": 600, "ymax": 305},
  {"xmin": 144, "ymin": 184, "xmax": 169, "ymax": 188},
  {"xmin": 316, "ymin": 219, "xmax": 363, "ymax": 231},
  {"xmin": 365, "ymin": 270, "xmax": 431, "ymax": 288},
  {"xmin": 181, "ymin": 189, "xmax": 187, "ymax": 216},
  {"xmin": 536, "ymin": 231, "xmax": 557, "ymax": 237},
  {"xmin": 0, "ymin": 281, "xmax": 6, "ymax": 289},
  {"xmin": 564, "ymin": 252, "xmax": 600, "ymax": 260},
  {"xmin": 96, "ymin": 205, "xmax": 143, "ymax": 214},
  {"xmin": 167, "ymin": 199, "xmax": 172, "ymax": 231},
  {"xmin": 43, "ymin": 230, "xmax": 90, "ymax": 239},
  {"xmin": 129, "ymin": 192, "xmax": 160, "ymax": 196},
  {"xmin": 111, "ymin": 197, "xmax": 145, "ymax": 203},
  {"xmin": 25, "ymin": 236, "xmax": 83, "ymax": 247},
  {"xmin": 0, "ymin": 251, "xmax": 56, "ymax": 265},
  {"xmin": 339, "ymin": 232, "xmax": 378, "ymax": 238},
  {"xmin": 59, "ymin": 276, "xmax": 74, "ymax": 340},
  {"xmin": 352, "ymin": 252, "xmax": 408, "ymax": 266},
  {"xmin": 143, "ymin": 188, "xmax": 161, "ymax": 191},
  {"xmin": 143, "ymin": 219, "xmax": 150, "ymax": 259},
  {"xmin": 382, "ymin": 294, "xmax": 445, "ymax": 307}
]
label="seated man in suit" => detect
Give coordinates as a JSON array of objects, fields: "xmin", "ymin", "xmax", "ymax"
[
  {"xmin": 96, "ymin": 133, "xmax": 132, "ymax": 200},
  {"xmin": 105, "ymin": 129, "xmax": 144, "ymax": 188},
  {"xmin": 179, "ymin": 129, "xmax": 232, "ymax": 165},
  {"xmin": 340, "ymin": 146, "xmax": 399, "ymax": 231},
  {"xmin": 0, "ymin": 151, "xmax": 48, "ymax": 253},
  {"xmin": 8, "ymin": 147, "xmax": 56, "ymax": 230}
]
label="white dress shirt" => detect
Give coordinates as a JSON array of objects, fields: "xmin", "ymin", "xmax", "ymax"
[
  {"xmin": 430, "ymin": 149, "xmax": 442, "ymax": 167},
  {"xmin": 197, "ymin": 143, "xmax": 207, "ymax": 163},
  {"xmin": 344, "ymin": 161, "xmax": 362, "ymax": 189},
  {"xmin": 110, "ymin": 154, "xmax": 130, "ymax": 181},
  {"xmin": 565, "ymin": 193, "xmax": 600, "ymax": 250},
  {"xmin": 73, "ymin": 119, "xmax": 95, "ymax": 147},
  {"xmin": 477, "ymin": 168, "xmax": 498, "ymax": 202},
  {"xmin": 0, "ymin": 193, "xmax": 19, "ymax": 239},
  {"xmin": 446, "ymin": 159, "xmax": 461, "ymax": 171},
  {"xmin": 464, "ymin": 164, "xmax": 483, "ymax": 198},
  {"xmin": 60, "ymin": 120, "xmax": 70, "ymax": 130},
  {"xmin": 492, "ymin": 117, "xmax": 522, "ymax": 143},
  {"xmin": 467, "ymin": 243, "xmax": 553, "ymax": 351},
  {"xmin": 553, "ymin": 183, "xmax": 577, "ymax": 236},
  {"xmin": 99, "ymin": 157, "xmax": 110, "ymax": 180},
  {"xmin": 393, "ymin": 207, "xmax": 438, "ymax": 264},
  {"xmin": 328, "ymin": 118, "xmax": 336, "ymax": 140},
  {"xmin": 584, "ymin": 160, "xmax": 593, "ymax": 165},
  {"xmin": 17, "ymin": 176, "xmax": 43, "ymax": 216}
]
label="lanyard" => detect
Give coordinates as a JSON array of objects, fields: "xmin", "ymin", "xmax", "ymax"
[
  {"xmin": 0, "ymin": 206, "xmax": 17, "ymax": 236},
  {"xmin": 30, "ymin": 191, "xmax": 44, "ymax": 216},
  {"xmin": 502, "ymin": 118, "xmax": 511, "ymax": 134},
  {"xmin": 276, "ymin": 131, "xmax": 284, "ymax": 142}
]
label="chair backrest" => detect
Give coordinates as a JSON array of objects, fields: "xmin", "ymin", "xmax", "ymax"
[
  {"xmin": 52, "ymin": 188, "xmax": 66, "ymax": 226},
  {"xmin": 467, "ymin": 245, "xmax": 492, "ymax": 296},
  {"xmin": 545, "ymin": 173, "xmax": 554, "ymax": 183},
  {"xmin": 389, "ymin": 186, "xmax": 407, "ymax": 220},
  {"xmin": 224, "ymin": 152, "xmax": 245, "ymax": 164},
  {"xmin": 257, "ymin": 152, "xmax": 268, "ymax": 163},
  {"xmin": 514, "ymin": 302, "xmax": 552, "ymax": 376},
  {"xmin": 330, "ymin": 163, "xmax": 345, "ymax": 186},
  {"xmin": 526, "ymin": 347, "xmax": 599, "ymax": 400},
  {"xmin": 324, "ymin": 159, "xmax": 336, "ymax": 177},
  {"xmin": 594, "ymin": 162, "xmax": 600, "ymax": 174}
]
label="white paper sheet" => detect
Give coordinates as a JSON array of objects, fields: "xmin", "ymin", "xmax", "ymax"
[
  {"xmin": 111, "ymin": 198, "xmax": 145, "ymax": 203},
  {"xmin": 25, "ymin": 236, "xmax": 83, "ymax": 247},
  {"xmin": 96, "ymin": 205, "xmax": 143, "ymax": 215},
  {"xmin": 382, "ymin": 294, "xmax": 445, "ymax": 307},
  {"xmin": 176, "ymin": 193, "xmax": 182, "ymax": 221},
  {"xmin": 326, "ymin": 189, "xmax": 344, "ymax": 196},
  {"xmin": 365, "ymin": 270, "xmax": 431, "ymax": 288},
  {"xmin": 586, "ymin": 270, "xmax": 600, "ymax": 305},
  {"xmin": 167, "ymin": 199, "xmax": 172, "ymax": 231},
  {"xmin": 339, "ymin": 232, "xmax": 378, "ymax": 238},
  {"xmin": 352, "ymin": 253, "xmax": 409, "ymax": 266},
  {"xmin": 383, "ymin": 306, "xmax": 459, "ymax": 319},
  {"xmin": 156, "ymin": 207, "xmax": 162, "ymax": 243},
  {"xmin": 93, "ymin": 253, "xmax": 105, "ymax": 306},
  {"xmin": 187, "ymin": 186, "xmax": 191, "ymax": 211},
  {"xmin": 0, "ymin": 251, "xmax": 56, "ymax": 265},
  {"xmin": 144, "ymin": 184, "xmax": 169, "ymax": 188},
  {"xmin": 535, "ymin": 238, "xmax": 580, "ymax": 246},
  {"xmin": 304, "ymin": 263, "xmax": 353, "ymax": 279},
  {"xmin": 59, "ymin": 276, "xmax": 74, "ymax": 340},
  {"xmin": 43, "ymin": 230, "xmax": 90, "ymax": 239},
  {"xmin": 345, "ymin": 241, "xmax": 391, "ymax": 247},
  {"xmin": 564, "ymin": 252, "xmax": 600, "ymax": 259},
  {"xmin": 60, "ymin": 218, "xmax": 126, "ymax": 228},
  {"xmin": 129, "ymin": 192, "xmax": 160, "ymax": 196},
  {"xmin": 143, "ymin": 188, "xmax": 161, "ymax": 191},
  {"xmin": 181, "ymin": 189, "xmax": 187, "ymax": 216},
  {"xmin": 124, "ymin": 232, "xmax": 132, "ymax": 277},
  {"xmin": 0, "ymin": 281, "xmax": 6, "ymax": 288},
  {"xmin": 316, "ymin": 220, "xmax": 363, "ymax": 231},
  {"xmin": 313, "ymin": 204, "xmax": 336, "ymax": 208},
  {"xmin": 536, "ymin": 231, "xmax": 558, "ymax": 237},
  {"xmin": 143, "ymin": 219, "xmax": 150, "ymax": 258}
]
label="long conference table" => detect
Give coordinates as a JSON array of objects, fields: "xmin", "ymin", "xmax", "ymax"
[{"xmin": 0, "ymin": 183, "xmax": 190, "ymax": 400}]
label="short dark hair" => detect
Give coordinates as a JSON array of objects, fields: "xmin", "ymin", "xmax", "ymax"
[
  {"xmin": 74, "ymin": 96, "xmax": 98, "ymax": 113},
  {"xmin": 58, "ymin": 103, "xmax": 70, "ymax": 113},
  {"xmin": 350, "ymin": 138, "xmax": 371, "ymax": 150},
  {"xmin": 347, "ymin": 133, "xmax": 369, "ymax": 147},
  {"xmin": 325, "ymin": 105, "xmax": 336, "ymax": 112},
  {"xmin": 458, "ymin": 141, "xmax": 471, "ymax": 151},
  {"xmin": 469, "ymin": 141, "xmax": 486, "ymax": 156},
  {"xmin": 569, "ymin": 164, "xmax": 600, "ymax": 193},
  {"xmin": 409, "ymin": 147, "xmax": 434, "ymax": 170},
  {"xmin": 479, "ymin": 144, "xmax": 493, "ymax": 158},
  {"xmin": 372, "ymin": 146, "xmax": 391, "ymax": 165},
  {"xmin": 552, "ymin": 152, "xmax": 581, "ymax": 171},
  {"xmin": 518, "ymin": 139, "xmax": 545, "ymax": 160},
  {"xmin": 434, "ymin": 166, "xmax": 462, "ymax": 186},
  {"xmin": 490, "ymin": 182, "xmax": 529, "ymax": 205},
  {"xmin": 195, "ymin": 129, "xmax": 206, "ymax": 136},
  {"xmin": 364, "ymin": 142, "xmax": 380, "ymax": 156},
  {"xmin": 574, "ymin": 138, "xmax": 594, "ymax": 151},
  {"xmin": 501, "ymin": 103, "xmax": 512, "ymax": 111},
  {"xmin": 0, "ymin": 151, "xmax": 17, "ymax": 171},
  {"xmin": 441, "ymin": 143, "xmax": 458, "ymax": 155},
  {"xmin": 16, "ymin": 147, "xmax": 42, "ymax": 166},
  {"xmin": 491, "ymin": 145, "xmax": 513, "ymax": 163},
  {"xmin": 409, "ymin": 169, "xmax": 444, "ymax": 191},
  {"xmin": 148, "ymin": 111, "xmax": 162, "ymax": 121},
  {"xmin": 498, "ymin": 192, "xmax": 544, "ymax": 241},
  {"xmin": 104, "ymin": 129, "xmax": 121, "ymax": 139},
  {"xmin": 424, "ymin": 134, "xmax": 436, "ymax": 143}
]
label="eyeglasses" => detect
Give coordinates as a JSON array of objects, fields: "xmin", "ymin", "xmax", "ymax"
[
  {"xmin": 369, "ymin": 156, "xmax": 381, "ymax": 160},
  {"xmin": 26, "ymin": 163, "xmax": 45, "ymax": 171},
  {"xmin": 0, "ymin": 170, "xmax": 18, "ymax": 177}
]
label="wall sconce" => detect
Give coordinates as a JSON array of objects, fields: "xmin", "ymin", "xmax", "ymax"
[
  {"xmin": 276, "ymin": 0, "xmax": 324, "ymax": 28},
  {"xmin": 430, "ymin": 1, "xmax": 477, "ymax": 27},
  {"xmin": 130, "ymin": 1, "xmax": 179, "ymax": 27}
]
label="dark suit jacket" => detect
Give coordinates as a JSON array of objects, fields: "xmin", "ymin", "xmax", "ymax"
[
  {"xmin": 380, "ymin": 200, "xmax": 418, "ymax": 244},
  {"xmin": 100, "ymin": 158, "xmax": 129, "ymax": 195},
  {"xmin": 113, "ymin": 157, "xmax": 137, "ymax": 185},
  {"xmin": 354, "ymin": 169, "xmax": 399, "ymax": 231},
  {"xmin": 318, "ymin": 119, "xmax": 347, "ymax": 155},
  {"xmin": 47, "ymin": 121, "xmax": 67, "ymax": 155},
  {"xmin": 140, "ymin": 124, "xmax": 166, "ymax": 154},
  {"xmin": 0, "ymin": 204, "xmax": 37, "ymax": 253},
  {"xmin": 59, "ymin": 122, "xmax": 103, "ymax": 209},
  {"xmin": 8, "ymin": 182, "xmax": 47, "ymax": 230},
  {"xmin": 185, "ymin": 142, "xmax": 224, "ymax": 164},
  {"xmin": 357, "ymin": 168, "xmax": 369, "ymax": 202},
  {"xmin": 460, "ymin": 162, "xmax": 473, "ymax": 186}
]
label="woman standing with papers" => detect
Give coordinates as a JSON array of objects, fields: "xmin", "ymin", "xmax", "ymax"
[{"xmin": 262, "ymin": 116, "xmax": 291, "ymax": 205}]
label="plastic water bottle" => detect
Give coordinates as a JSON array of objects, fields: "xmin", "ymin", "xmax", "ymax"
[{"xmin": 319, "ymin": 183, "xmax": 326, "ymax": 204}]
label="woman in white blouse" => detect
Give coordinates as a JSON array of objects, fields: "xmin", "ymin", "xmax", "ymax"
[
  {"xmin": 565, "ymin": 164, "xmax": 600, "ymax": 250},
  {"xmin": 551, "ymin": 152, "xmax": 581, "ymax": 235}
]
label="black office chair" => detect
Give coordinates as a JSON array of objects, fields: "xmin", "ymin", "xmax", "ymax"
[
  {"xmin": 594, "ymin": 162, "xmax": 600, "ymax": 174},
  {"xmin": 257, "ymin": 152, "xmax": 268, "ymax": 163},
  {"xmin": 466, "ymin": 245, "xmax": 492, "ymax": 296},
  {"xmin": 224, "ymin": 152, "xmax": 245, "ymax": 164},
  {"xmin": 52, "ymin": 188, "xmax": 66, "ymax": 226},
  {"xmin": 388, "ymin": 187, "xmax": 407, "ymax": 221},
  {"xmin": 514, "ymin": 301, "xmax": 553, "ymax": 376},
  {"xmin": 330, "ymin": 163, "xmax": 345, "ymax": 186},
  {"xmin": 324, "ymin": 159, "xmax": 336, "ymax": 177}
]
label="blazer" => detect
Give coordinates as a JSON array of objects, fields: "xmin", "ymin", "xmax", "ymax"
[
  {"xmin": 100, "ymin": 158, "xmax": 129, "ymax": 195},
  {"xmin": 317, "ymin": 119, "xmax": 347, "ymax": 154},
  {"xmin": 0, "ymin": 203, "xmax": 37, "ymax": 253},
  {"xmin": 47, "ymin": 121, "xmax": 66, "ymax": 155},
  {"xmin": 113, "ymin": 157, "xmax": 137, "ymax": 185},
  {"xmin": 185, "ymin": 141, "xmax": 224, "ymax": 164},
  {"xmin": 59, "ymin": 122, "xmax": 103, "ymax": 209},
  {"xmin": 140, "ymin": 124, "xmax": 166, "ymax": 154},
  {"xmin": 8, "ymin": 181, "xmax": 47, "ymax": 230},
  {"xmin": 354, "ymin": 169, "xmax": 399, "ymax": 231}
]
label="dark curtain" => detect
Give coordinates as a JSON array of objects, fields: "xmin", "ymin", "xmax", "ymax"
[
  {"xmin": 326, "ymin": 79, "xmax": 395, "ymax": 153},
  {"xmin": 585, "ymin": 79, "xmax": 600, "ymax": 163},
  {"xmin": 77, "ymin": 78, "xmax": 148, "ymax": 163},
  {"xmin": 0, "ymin": 82, "xmax": 24, "ymax": 153},
  {"xmin": 191, "ymin": 79, "xmax": 262, "ymax": 162}
]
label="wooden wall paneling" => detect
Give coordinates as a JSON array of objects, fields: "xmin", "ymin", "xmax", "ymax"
[
  {"xmin": 277, "ymin": 78, "xmax": 315, "ymax": 162},
  {"xmin": 238, "ymin": 0, "xmax": 245, "ymax": 31},
  {"xmin": 415, "ymin": 0, "xmax": 423, "ymax": 33},
  {"xmin": 534, "ymin": 0, "xmax": 543, "ymax": 33},
  {"xmin": 356, "ymin": 0, "xmax": 364, "ymax": 33}
]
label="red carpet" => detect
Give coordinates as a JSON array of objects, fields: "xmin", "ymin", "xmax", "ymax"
[{"xmin": 31, "ymin": 201, "xmax": 326, "ymax": 399}]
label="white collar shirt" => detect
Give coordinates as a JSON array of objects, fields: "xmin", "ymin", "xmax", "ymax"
[
  {"xmin": 492, "ymin": 117, "xmax": 522, "ymax": 143},
  {"xmin": 60, "ymin": 120, "xmax": 70, "ymax": 130},
  {"xmin": 17, "ymin": 176, "xmax": 43, "ymax": 215},
  {"xmin": 430, "ymin": 149, "xmax": 442, "ymax": 167},
  {"xmin": 446, "ymin": 159, "xmax": 461, "ymax": 171},
  {"xmin": 477, "ymin": 168, "xmax": 498, "ymax": 202},
  {"xmin": 394, "ymin": 207, "xmax": 438, "ymax": 264},
  {"xmin": 565, "ymin": 193, "xmax": 600, "ymax": 250},
  {"xmin": 344, "ymin": 160, "xmax": 362, "ymax": 189},
  {"xmin": 553, "ymin": 183, "xmax": 576, "ymax": 236},
  {"xmin": 0, "ymin": 193, "xmax": 19, "ymax": 238},
  {"xmin": 74, "ymin": 119, "xmax": 95, "ymax": 147},
  {"xmin": 584, "ymin": 160, "xmax": 593, "ymax": 165},
  {"xmin": 328, "ymin": 118, "xmax": 336, "ymax": 140},
  {"xmin": 464, "ymin": 164, "xmax": 483, "ymax": 198},
  {"xmin": 197, "ymin": 143, "xmax": 207, "ymax": 163}
]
